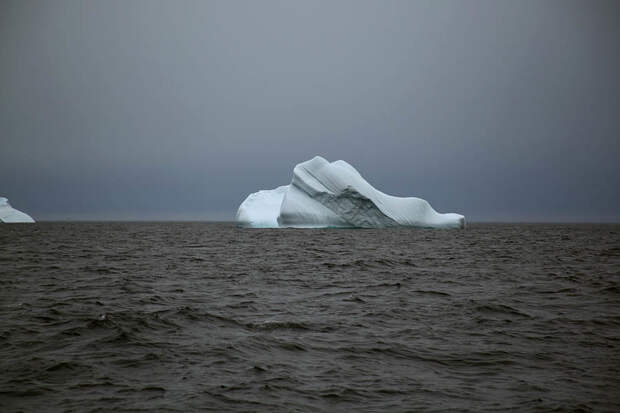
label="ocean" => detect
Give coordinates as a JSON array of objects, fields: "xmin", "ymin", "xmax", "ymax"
[{"xmin": 1, "ymin": 222, "xmax": 619, "ymax": 412}]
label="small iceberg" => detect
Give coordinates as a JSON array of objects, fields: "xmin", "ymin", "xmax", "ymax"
[
  {"xmin": 0, "ymin": 197, "xmax": 35, "ymax": 223},
  {"xmin": 236, "ymin": 156, "xmax": 464, "ymax": 229}
]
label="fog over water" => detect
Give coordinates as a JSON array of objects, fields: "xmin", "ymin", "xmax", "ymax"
[{"xmin": 1, "ymin": 1, "xmax": 619, "ymax": 221}]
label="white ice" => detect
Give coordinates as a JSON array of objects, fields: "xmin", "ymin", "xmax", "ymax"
[
  {"xmin": 0, "ymin": 197, "xmax": 35, "ymax": 223},
  {"xmin": 236, "ymin": 156, "xmax": 464, "ymax": 229},
  {"xmin": 236, "ymin": 185, "xmax": 288, "ymax": 228}
]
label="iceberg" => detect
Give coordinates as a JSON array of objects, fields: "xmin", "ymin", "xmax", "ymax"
[
  {"xmin": 0, "ymin": 197, "xmax": 35, "ymax": 223},
  {"xmin": 236, "ymin": 156, "xmax": 464, "ymax": 229}
]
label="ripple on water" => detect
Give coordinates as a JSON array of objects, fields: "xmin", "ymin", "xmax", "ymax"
[{"xmin": 0, "ymin": 222, "xmax": 619, "ymax": 412}]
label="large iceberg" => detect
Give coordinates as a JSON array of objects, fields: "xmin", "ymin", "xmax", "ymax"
[
  {"xmin": 236, "ymin": 156, "xmax": 464, "ymax": 229},
  {"xmin": 0, "ymin": 197, "xmax": 35, "ymax": 223}
]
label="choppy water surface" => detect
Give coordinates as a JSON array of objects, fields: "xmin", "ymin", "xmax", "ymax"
[{"xmin": 1, "ymin": 223, "xmax": 619, "ymax": 412}]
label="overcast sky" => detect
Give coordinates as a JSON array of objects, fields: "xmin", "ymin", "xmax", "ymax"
[{"xmin": 1, "ymin": 0, "xmax": 619, "ymax": 221}]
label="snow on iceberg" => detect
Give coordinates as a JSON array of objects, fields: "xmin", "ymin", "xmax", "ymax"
[
  {"xmin": 236, "ymin": 156, "xmax": 464, "ymax": 229},
  {"xmin": 0, "ymin": 197, "xmax": 35, "ymax": 223}
]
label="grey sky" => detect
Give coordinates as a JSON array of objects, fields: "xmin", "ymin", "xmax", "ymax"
[{"xmin": 1, "ymin": 0, "xmax": 619, "ymax": 221}]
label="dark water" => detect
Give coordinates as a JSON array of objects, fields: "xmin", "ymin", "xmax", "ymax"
[{"xmin": 1, "ymin": 223, "xmax": 619, "ymax": 412}]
